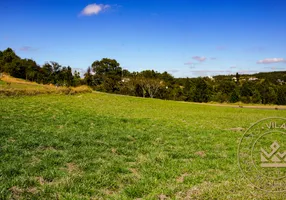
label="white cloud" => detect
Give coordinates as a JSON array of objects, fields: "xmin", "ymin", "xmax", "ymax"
[
  {"xmin": 192, "ymin": 56, "xmax": 207, "ymax": 62},
  {"xmin": 80, "ymin": 3, "xmax": 110, "ymax": 16},
  {"xmin": 257, "ymin": 58, "xmax": 286, "ymax": 64}
]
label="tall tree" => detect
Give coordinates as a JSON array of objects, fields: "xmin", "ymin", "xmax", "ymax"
[
  {"xmin": 91, "ymin": 58, "xmax": 122, "ymax": 91},
  {"xmin": 276, "ymin": 86, "xmax": 286, "ymax": 105},
  {"xmin": 259, "ymin": 81, "xmax": 277, "ymax": 104},
  {"xmin": 92, "ymin": 58, "xmax": 122, "ymax": 77},
  {"xmin": 73, "ymin": 70, "xmax": 81, "ymax": 86},
  {"xmin": 84, "ymin": 67, "xmax": 93, "ymax": 86},
  {"xmin": 183, "ymin": 78, "xmax": 191, "ymax": 100},
  {"xmin": 193, "ymin": 78, "xmax": 210, "ymax": 102},
  {"xmin": 23, "ymin": 59, "xmax": 38, "ymax": 81},
  {"xmin": 235, "ymin": 72, "xmax": 240, "ymax": 85},
  {"xmin": 252, "ymin": 89, "xmax": 261, "ymax": 104},
  {"xmin": 230, "ymin": 90, "xmax": 239, "ymax": 103},
  {"xmin": 42, "ymin": 63, "xmax": 53, "ymax": 83}
]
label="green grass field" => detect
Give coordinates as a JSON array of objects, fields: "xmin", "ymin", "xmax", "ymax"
[{"xmin": 0, "ymin": 92, "xmax": 285, "ymax": 199}]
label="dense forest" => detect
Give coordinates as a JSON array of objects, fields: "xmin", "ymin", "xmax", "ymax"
[{"xmin": 1, "ymin": 47, "xmax": 285, "ymax": 104}]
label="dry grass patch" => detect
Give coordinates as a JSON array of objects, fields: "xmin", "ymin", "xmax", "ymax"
[
  {"xmin": 0, "ymin": 86, "xmax": 92, "ymax": 96},
  {"xmin": 158, "ymin": 194, "xmax": 168, "ymax": 200},
  {"xmin": 66, "ymin": 162, "xmax": 80, "ymax": 174},
  {"xmin": 176, "ymin": 173, "xmax": 189, "ymax": 183},
  {"xmin": 228, "ymin": 127, "xmax": 245, "ymax": 132},
  {"xmin": 129, "ymin": 168, "xmax": 141, "ymax": 178},
  {"xmin": 194, "ymin": 151, "xmax": 206, "ymax": 158},
  {"xmin": 9, "ymin": 186, "xmax": 24, "ymax": 199},
  {"xmin": 0, "ymin": 74, "xmax": 92, "ymax": 96},
  {"xmin": 175, "ymin": 181, "xmax": 212, "ymax": 200},
  {"xmin": 35, "ymin": 177, "xmax": 46, "ymax": 186}
]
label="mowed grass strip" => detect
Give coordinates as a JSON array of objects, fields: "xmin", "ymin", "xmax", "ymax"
[{"xmin": 0, "ymin": 93, "xmax": 285, "ymax": 199}]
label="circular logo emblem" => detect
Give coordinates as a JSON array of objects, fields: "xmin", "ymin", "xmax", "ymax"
[{"xmin": 238, "ymin": 117, "xmax": 286, "ymax": 192}]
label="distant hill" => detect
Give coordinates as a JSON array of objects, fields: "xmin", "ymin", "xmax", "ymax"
[{"xmin": 213, "ymin": 71, "xmax": 286, "ymax": 84}]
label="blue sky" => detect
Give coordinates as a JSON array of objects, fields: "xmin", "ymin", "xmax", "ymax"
[{"xmin": 0, "ymin": 0, "xmax": 286, "ymax": 77}]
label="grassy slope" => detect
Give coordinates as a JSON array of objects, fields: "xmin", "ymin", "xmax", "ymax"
[
  {"xmin": 0, "ymin": 74, "xmax": 91, "ymax": 96},
  {"xmin": 0, "ymin": 93, "xmax": 285, "ymax": 199},
  {"xmin": 0, "ymin": 74, "xmax": 47, "ymax": 89}
]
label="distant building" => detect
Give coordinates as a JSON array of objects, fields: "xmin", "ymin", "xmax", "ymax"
[
  {"xmin": 232, "ymin": 77, "xmax": 246, "ymax": 82},
  {"xmin": 249, "ymin": 77, "xmax": 258, "ymax": 81},
  {"xmin": 208, "ymin": 76, "xmax": 214, "ymax": 81},
  {"xmin": 121, "ymin": 78, "xmax": 130, "ymax": 83},
  {"xmin": 277, "ymin": 79, "xmax": 285, "ymax": 85}
]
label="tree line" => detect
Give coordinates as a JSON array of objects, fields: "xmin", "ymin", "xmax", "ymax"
[
  {"xmin": 0, "ymin": 48, "xmax": 82, "ymax": 87},
  {"xmin": 1, "ymin": 47, "xmax": 285, "ymax": 104}
]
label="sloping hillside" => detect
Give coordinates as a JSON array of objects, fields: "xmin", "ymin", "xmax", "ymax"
[
  {"xmin": 0, "ymin": 73, "xmax": 54, "ymax": 89},
  {"xmin": 0, "ymin": 73, "xmax": 91, "ymax": 96}
]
